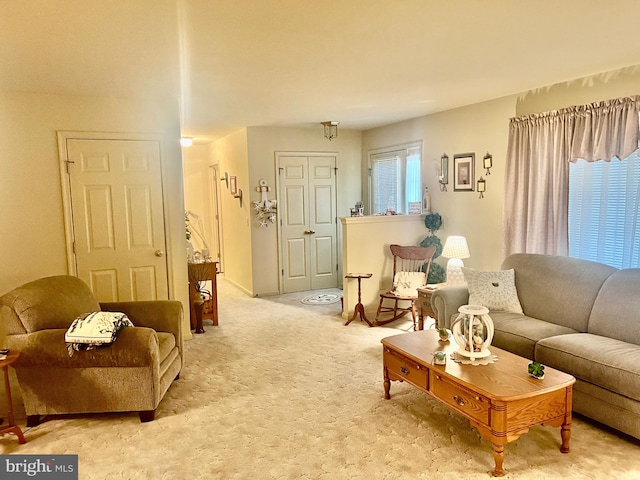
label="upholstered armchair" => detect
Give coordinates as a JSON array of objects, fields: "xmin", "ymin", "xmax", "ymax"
[{"xmin": 0, "ymin": 275, "xmax": 183, "ymax": 426}]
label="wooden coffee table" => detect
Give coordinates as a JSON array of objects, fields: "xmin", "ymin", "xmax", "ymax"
[{"xmin": 381, "ymin": 330, "xmax": 575, "ymax": 476}]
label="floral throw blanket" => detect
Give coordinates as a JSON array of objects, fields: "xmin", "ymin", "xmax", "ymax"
[{"xmin": 65, "ymin": 311, "xmax": 134, "ymax": 357}]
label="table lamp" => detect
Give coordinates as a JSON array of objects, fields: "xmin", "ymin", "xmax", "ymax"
[{"xmin": 442, "ymin": 235, "xmax": 470, "ymax": 285}]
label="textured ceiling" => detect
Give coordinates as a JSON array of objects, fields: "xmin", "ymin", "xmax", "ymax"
[{"xmin": 2, "ymin": 1, "xmax": 640, "ymax": 142}]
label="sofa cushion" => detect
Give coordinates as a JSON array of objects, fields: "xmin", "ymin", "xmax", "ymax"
[
  {"xmin": 536, "ymin": 333, "xmax": 640, "ymax": 402},
  {"xmin": 462, "ymin": 267, "xmax": 523, "ymax": 313},
  {"xmin": 490, "ymin": 311, "xmax": 579, "ymax": 360},
  {"xmin": 588, "ymin": 268, "xmax": 640, "ymax": 345},
  {"xmin": 501, "ymin": 254, "xmax": 616, "ymax": 332}
]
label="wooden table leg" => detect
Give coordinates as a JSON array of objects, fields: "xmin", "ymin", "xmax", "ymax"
[
  {"xmin": 383, "ymin": 367, "xmax": 391, "ymax": 400},
  {"xmin": 1, "ymin": 364, "xmax": 26, "ymax": 444},
  {"xmin": 491, "ymin": 443, "xmax": 505, "ymax": 477},
  {"xmin": 344, "ymin": 276, "xmax": 373, "ymax": 327},
  {"xmin": 560, "ymin": 422, "xmax": 572, "ymax": 453}
]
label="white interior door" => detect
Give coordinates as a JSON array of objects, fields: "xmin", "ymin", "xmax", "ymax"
[
  {"xmin": 278, "ymin": 154, "xmax": 337, "ymax": 293},
  {"xmin": 65, "ymin": 138, "xmax": 169, "ymax": 302}
]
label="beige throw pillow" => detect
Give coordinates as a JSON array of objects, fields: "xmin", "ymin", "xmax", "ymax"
[
  {"xmin": 392, "ymin": 271, "xmax": 426, "ymax": 297},
  {"xmin": 462, "ymin": 267, "xmax": 523, "ymax": 314}
]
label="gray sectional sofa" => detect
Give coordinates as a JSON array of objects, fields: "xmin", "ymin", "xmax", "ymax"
[{"xmin": 431, "ymin": 253, "xmax": 640, "ymax": 440}]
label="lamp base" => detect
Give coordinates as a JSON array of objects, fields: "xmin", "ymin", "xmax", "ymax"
[{"xmin": 446, "ymin": 258, "xmax": 466, "ymax": 286}]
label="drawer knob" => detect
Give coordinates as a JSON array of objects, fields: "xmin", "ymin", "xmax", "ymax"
[
  {"xmin": 453, "ymin": 395, "xmax": 466, "ymax": 406},
  {"xmin": 400, "ymin": 367, "xmax": 410, "ymax": 375},
  {"xmin": 436, "ymin": 375, "xmax": 442, "ymax": 380}
]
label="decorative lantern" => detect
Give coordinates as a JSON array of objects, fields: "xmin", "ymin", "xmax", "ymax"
[{"xmin": 450, "ymin": 305, "xmax": 494, "ymax": 360}]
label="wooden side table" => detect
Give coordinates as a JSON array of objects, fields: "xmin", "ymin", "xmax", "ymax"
[
  {"xmin": 188, "ymin": 261, "xmax": 219, "ymax": 332},
  {"xmin": 416, "ymin": 284, "xmax": 445, "ymax": 330},
  {"xmin": 344, "ymin": 273, "xmax": 373, "ymax": 327},
  {"xmin": 0, "ymin": 351, "xmax": 26, "ymax": 444}
]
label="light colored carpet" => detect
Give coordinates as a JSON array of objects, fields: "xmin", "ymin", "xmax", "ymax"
[{"xmin": 2, "ymin": 279, "xmax": 640, "ymax": 479}]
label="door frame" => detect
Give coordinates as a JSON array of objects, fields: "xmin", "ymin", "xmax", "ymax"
[
  {"xmin": 57, "ymin": 131, "xmax": 168, "ymax": 285},
  {"xmin": 275, "ymin": 151, "xmax": 339, "ymax": 294},
  {"xmin": 208, "ymin": 164, "xmax": 224, "ymax": 273}
]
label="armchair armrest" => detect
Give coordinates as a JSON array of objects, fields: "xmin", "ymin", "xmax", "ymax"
[
  {"xmin": 100, "ymin": 300, "xmax": 184, "ymax": 358},
  {"xmin": 431, "ymin": 285, "xmax": 469, "ymax": 329}
]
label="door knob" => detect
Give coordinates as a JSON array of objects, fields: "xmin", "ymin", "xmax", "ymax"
[
  {"xmin": 154, "ymin": 250, "xmax": 165, "ymax": 257},
  {"xmin": 303, "ymin": 230, "xmax": 316, "ymax": 235}
]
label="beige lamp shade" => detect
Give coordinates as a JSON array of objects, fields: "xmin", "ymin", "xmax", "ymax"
[
  {"xmin": 442, "ymin": 236, "xmax": 470, "ymax": 259},
  {"xmin": 442, "ymin": 236, "xmax": 470, "ymax": 285}
]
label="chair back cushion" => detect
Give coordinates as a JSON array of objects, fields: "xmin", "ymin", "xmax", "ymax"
[
  {"xmin": 392, "ymin": 271, "xmax": 426, "ymax": 297},
  {"xmin": 0, "ymin": 275, "xmax": 100, "ymax": 333}
]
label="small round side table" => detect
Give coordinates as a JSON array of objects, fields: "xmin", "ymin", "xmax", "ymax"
[
  {"xmin": 0, "ymin": 351, "xmax": 26, "ymax": 444},
  {"xmin": 344, "ymin": 273, "xmax": 373, "ymax": 327}
]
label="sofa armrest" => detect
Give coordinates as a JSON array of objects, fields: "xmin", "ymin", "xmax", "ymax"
[
  {"xmin": 431, "ymin": 285, "xmax": 469, "ymax": 329},
  {"xmin": 100, "ymin": 300, "xmax": 183, "ymax": 358}
]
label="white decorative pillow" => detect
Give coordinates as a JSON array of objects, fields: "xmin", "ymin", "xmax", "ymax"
[
  {"xmin": 392, "ymin": 271, "xmax": 426, "ymax": 297},
  {"xmin": 462, "ymin": 267, "xmax": 523, "ymax": 314}
]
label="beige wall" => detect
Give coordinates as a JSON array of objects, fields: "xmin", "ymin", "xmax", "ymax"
[
  {"xmin": 186, "ymin": 64, "xmax": 640, "ymax": 305},
  {"xmin": 362, "ymin": 95, "xmax": 517, "ymax": 273},
  {"xmin": 199, "ymin": 126, "xmax": 363, "ymax": 296},
  {"xmin": 516, "ymin": 64, "xmax": 640, "ymax": 116},
  {"xmin": 183, "ymin": 143, "xmax": 215, "ymax": 253},
  {"xmin": 341, "ymin": 215, "xmax": 428, "ymax": 317},
  {"xmin": 246, "ymin": 126, "xmax": 363, "ymax": 296},
  {"xmin": 0, "ymin": 92, "xmax": 189, "ymax": 318},
  {"xmin": 211, "ymin": 129, "xmax": 253, "ymax": 294},
  {"xmin": 359, "ymin": 64, "xmax": 640, "ymax": 280}
]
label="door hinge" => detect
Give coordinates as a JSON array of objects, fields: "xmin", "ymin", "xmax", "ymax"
[
  {"xmin": 281, "ymin": 269, "xmax": 284, "ymax": 276},
  {"xmin": 72, "ymin": 241, "xmax": 77, "ymax": 254},
  {"xmin": 278, "ymin": 167, "xmax": 284, "ymax": 175},
  {"xmin": 368, "ymin": 168, "xmax": 372, "ymax": 177},
  {"xmin": 65, "ymin": 159, "xmax": 75, "ymax": 173}
]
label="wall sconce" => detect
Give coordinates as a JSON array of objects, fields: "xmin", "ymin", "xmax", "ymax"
[
  {"xmin": 220, "ymin": 171, "xmax": 229, "ymax": 188},
  {"xmin": 439, "ymin": 153, "xmax": 449, "ymax": 191},
  {"xmin": 477, "ymin": 177, "xmax": 486, "ymax": 198},
  {"xmin": 483, "ymin": 152, "xmax": 493, "ymax": 175},
  {"xmin": 321, "ymin": 121, "xmax": 339, "ymax": 141}
]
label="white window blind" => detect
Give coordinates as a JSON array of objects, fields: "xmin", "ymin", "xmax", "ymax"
[
  {"xmin": 369, "ymin": 144, "xmax": 421, "ymax": 214},
  {"xmin": 568, "ymin": 151, "xmax": 640, "ymax": 269}
]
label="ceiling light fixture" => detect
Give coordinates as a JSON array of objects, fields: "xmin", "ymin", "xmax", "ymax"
[
  {"xmin": 321, "ymin": 121, "xmax": 339, "ymax": 141},
  {"xmin": 180, "ymin": 137, "xmax": 193, "ymax": 147}
]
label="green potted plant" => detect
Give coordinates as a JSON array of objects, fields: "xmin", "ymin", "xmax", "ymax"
[
  {"xmin": 420, "ymin": 212, "xmax": 446, "ymax": 284},
  {"xmin": 437, "ymin": 326, "xmax": 450, "ymax": 342},
  {"xmin": 528, "ymin": 361, "xmax": 545, "ymax": 379}
]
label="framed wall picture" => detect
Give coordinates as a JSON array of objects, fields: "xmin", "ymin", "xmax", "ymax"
[
  {"xmin": 453, "ymin": 153, "xmax": 474, "ymax": 191},
  {"xmin": 229, "ymin": 175, "xmax": 238, "ymax": 196}
]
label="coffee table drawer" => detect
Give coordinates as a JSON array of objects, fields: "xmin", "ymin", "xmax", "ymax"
[
  {"xmin": 384, "ymin": 348, "xmax": 428, "ymax": 390},
  {"xmin": 431, "ymin": 372, "xmax": 489, "ymax": 425}
]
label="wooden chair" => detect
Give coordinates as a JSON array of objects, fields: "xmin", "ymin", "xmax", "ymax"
[{"xmin": 374, "ymin": 244, "xmax": 437, "ymax": 330}]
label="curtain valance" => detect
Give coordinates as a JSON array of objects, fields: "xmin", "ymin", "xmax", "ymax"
[{"xmin": 509, "ymin": 95, "xmax": 640, "ymax": 163}]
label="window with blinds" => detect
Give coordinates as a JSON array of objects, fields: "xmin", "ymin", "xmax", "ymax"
[
  {"xmin": 568, "ymin": 151, "xmax": 640, "ymax": 269},
  {"xmin": 369, "ymin": 144, "xmax": 421, "ymax": 214}
]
